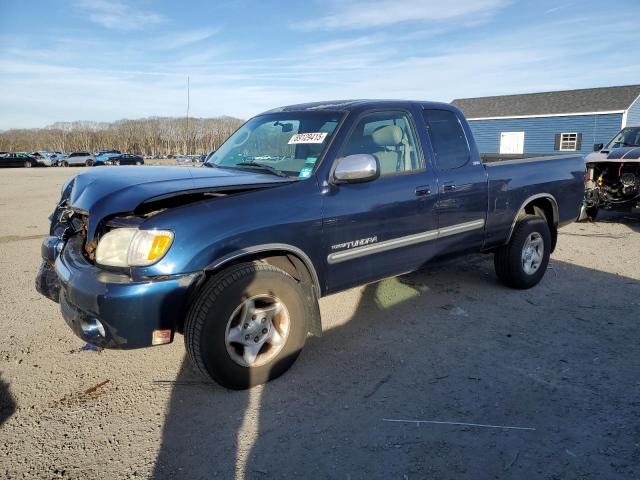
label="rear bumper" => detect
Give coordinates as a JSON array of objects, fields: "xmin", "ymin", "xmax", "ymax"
[{"xmin": 36, "ymin": 236, "xmax": 202, "ymax": 349}]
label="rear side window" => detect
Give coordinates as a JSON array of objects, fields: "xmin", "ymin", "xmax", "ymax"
[{"xmin": 422, "ymin": 109, "xmax": 470, "ymax": 170}]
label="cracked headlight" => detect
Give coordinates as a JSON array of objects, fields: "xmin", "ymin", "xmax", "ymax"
[{"xmin": 95, "ymin": 228, "xmax": 174, "ymax": 267}]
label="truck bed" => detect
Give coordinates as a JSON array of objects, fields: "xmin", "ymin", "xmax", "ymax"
[{"xmin": 482, "ymin": 154, "xmax": 585, "ymax": 250}]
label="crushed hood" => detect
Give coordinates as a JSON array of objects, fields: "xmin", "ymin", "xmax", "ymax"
[
  {"xmin": 586, "ymin": 146, "xmax": 640, "ymax": 164},
  {"xmin": 66, "ymin": 166, "xmax": 294, "ymax": 239}
]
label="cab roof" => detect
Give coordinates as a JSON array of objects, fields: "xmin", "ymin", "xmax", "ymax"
[{"xmin": 263, "ymin": 99, "xmax": 455, "ymax": 114}]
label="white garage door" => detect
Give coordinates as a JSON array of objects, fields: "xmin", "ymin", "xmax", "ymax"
[{"xmin": 500, "ymin": 132, "xmax": 525, "ymax": 154}]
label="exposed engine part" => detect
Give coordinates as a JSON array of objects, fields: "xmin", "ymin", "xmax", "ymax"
[
  {"xmin": 584, "ymin": 162, "xmax": 640, "ymax": 212},
  {"xmin": 620, "ymin": 172, "xmax": 636, "ymax": 188}
]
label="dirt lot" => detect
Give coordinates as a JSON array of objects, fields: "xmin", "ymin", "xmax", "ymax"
[{"xmin": 1, "ymin": 166, "xmax": 639, "ymax": 479}]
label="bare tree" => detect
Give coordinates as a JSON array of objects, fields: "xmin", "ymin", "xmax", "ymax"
[{"xmin": 0, "ymin": 116, "xmax": 244, "ymax": 155}]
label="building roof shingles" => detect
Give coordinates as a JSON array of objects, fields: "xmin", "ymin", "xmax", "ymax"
[{"xmin": 452, "ymin": 84, "xmax": 640, "ymax": 119}]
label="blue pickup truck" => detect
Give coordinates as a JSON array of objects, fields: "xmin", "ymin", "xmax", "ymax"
[{"xmin": 36, "ymin": 100, "xmax": 584, "ymax": 389}]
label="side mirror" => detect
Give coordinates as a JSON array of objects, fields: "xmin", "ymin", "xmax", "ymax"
[
  {"xmin": 593, "ymin": 143, "xmax": 604, "ymax": 151},
  {"xmin": 333, "ymin": 154, "xmax": 379, "ymax": 183}
]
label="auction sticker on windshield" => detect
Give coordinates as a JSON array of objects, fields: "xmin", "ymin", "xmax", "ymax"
[{"xmin": 288, "ymin": 132, "xmax": 328, "ymax": 144}]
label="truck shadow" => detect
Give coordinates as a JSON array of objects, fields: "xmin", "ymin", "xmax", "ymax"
[
  {"xmin": 595, "ymin": 210, "xmax": 640, "ymax": 233},
  {"xmin": 152, "ymin": 255, "xmax": 640, "ymax": 479},
  {"xmin": 0, "ymin": 373, "xmax": 16, "ymax": 427}
]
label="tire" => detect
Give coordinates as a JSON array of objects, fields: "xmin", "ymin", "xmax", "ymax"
[
  {"xmin": 24, "ymin": 160, "xmax": 32, "ymax": 168},
  {"xmin": 494, "ymin": 214, "xmax": 551, "ymax": 289},
  {"xmin": 184, "ymin": 262, "xmax": 308, "ymax": 389},
  {"xmin": 135, "ymin": 161, "xmax": 142, "ymax": 165},
  {"xmin": 61, "ymin": 160, "xmax": 69, "ymax": 167},
  {"xmin": 85, "ymin": 159, "xmax": 94, "ymax": 167}
]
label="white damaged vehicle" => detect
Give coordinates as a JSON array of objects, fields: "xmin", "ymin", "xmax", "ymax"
[{"xmin": 581, "ymin": 126, "xmax": 640, "ymax": 220}]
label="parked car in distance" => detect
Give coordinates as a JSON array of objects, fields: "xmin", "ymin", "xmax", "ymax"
[
  {"xmin": 36, "ymin": 99, "xmax": 585, "ymax": 390},
  {"xmin": 104, "ymin": 154, "xmax": 144, "ymax": 166},
  {"xmin": 49, "ymin": 153, "xmax": 68, "ymax": 166},
  {"xmin": 30, "ymin": 151, "xmax": 59, "ymax": 167},
  {"xmin": 0, "ymin": 152, "xmax": 40, "ymax": 168},
  {"xmin": 176, "ymin": 155, "xmax": 206, "ymax": 163},
  {"xmin": 95, "ymin": 152, "xmax": 121, "ymax": 164},
  {"xmin": 37, "ymin": 151, "xmax": 64, "ymax": 166},
  {"xmin": 96, "ymin": 150, "xmax": 121, "ymax": 156},
  {"xmin": 60, "ymin": 152, "xmax": 96, "ymax": 167},
  {"xmin": 581, "ymin": 126, "xmax": 640, "ymax": 220}
]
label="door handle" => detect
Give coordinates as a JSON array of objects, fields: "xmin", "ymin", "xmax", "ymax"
[
  {"xmin": 415, "ymin": 185, "xmax": 431, "ymax": 196},
  {"xmin": 443, "ymin": 184, "xmax": 457, "ymax": 192}
]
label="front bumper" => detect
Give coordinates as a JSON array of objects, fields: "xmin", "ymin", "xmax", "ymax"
[{"xmin": 35, "ymin": 235, "xmax": 202, "ymax": 349}]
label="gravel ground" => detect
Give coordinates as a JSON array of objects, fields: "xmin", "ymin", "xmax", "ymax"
[{"xmin": 1, "ymin": 166, "xmax": 639, "ymax": 479}]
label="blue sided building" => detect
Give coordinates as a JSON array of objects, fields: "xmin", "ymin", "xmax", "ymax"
[{"xmin": 452, "ymin": 84, "xmax": 640, "ymax": 158}]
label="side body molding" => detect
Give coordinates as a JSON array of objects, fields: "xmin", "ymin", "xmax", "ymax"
[{"xmin": 327, "ymin": 219, "xmax": 486, "ymax": 264}]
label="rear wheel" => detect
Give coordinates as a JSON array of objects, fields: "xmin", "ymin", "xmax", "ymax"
[
  {"xmin": 24, "ymin": 160, "xmax": 33, "ymax": 168},
  {"xmin": 494, "ymin": 214, "xmax": 551, "ymax": 289},
  {"xmin": 184, "ymin": 262, "xmax": 308, "ymax": 389}
]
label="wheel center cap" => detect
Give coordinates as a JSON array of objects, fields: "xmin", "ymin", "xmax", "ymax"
[{"xmin": 245, "ymin": 315, "xmax": 270, "ymax": 336}]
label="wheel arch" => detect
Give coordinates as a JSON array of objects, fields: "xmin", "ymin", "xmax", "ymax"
[
  {"xmin": 506, "ymin": 194, "xmax": 559, "ymax": 252},
  {"xmin": 194, "ymin": 244, "xmax": 323, "ymax": 336}
]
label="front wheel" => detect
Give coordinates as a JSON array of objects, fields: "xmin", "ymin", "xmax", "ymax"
[
  {"xmin": 184, "ymin": 262, "xmax": 308, "ymax": 389},
  {"xmin": 61, "ymin": 160, "xmax": 69, "ymax": 167},
  {"xmin": 494, "ymin": 214, "xmax": 551, "ymax": 289}
]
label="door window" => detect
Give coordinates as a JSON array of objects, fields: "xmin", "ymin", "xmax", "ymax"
[{"xmin": 341, "ymin": 111, "xmax": 422, "ymax": 176}]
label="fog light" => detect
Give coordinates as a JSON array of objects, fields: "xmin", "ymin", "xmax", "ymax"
[
  {"xmin": 80, "ymin": 317, "xmax": 106, "ymax": 339},
  {"xmin": 152, "ymin": 329, "xmax": 173, "ymax": 345}
]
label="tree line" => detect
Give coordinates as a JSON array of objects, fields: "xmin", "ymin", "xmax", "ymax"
[{"xmin": 0, "ymin": 116, "xmax": 245, "ymax": 155}]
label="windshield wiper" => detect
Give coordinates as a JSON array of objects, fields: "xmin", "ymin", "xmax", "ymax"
[{"xmin": 234, "ymin": 161, "xmax": 288, "ymax": 177}]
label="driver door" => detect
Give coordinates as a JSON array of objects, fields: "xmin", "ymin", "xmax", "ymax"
[{"xmin": 322, "ymin": 110, "xmax": 439, "ymax": 293}]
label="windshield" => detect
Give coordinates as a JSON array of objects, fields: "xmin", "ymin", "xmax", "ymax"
[
  {"xmin": 607, "ymin": 127, "xmax": 640, "ymax": 149},
  {"xmin": 207, "ymin": 112, "xmax": 342, "ymax": 178}
]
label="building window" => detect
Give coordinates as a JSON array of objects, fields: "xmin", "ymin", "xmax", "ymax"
[{"xmin": 556, "ymin": 132, "xmax": 582, "ymax": 151}]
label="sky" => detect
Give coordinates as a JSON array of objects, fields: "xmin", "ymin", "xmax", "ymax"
[{"xmin": 0, "ymin": 0, "xmax": 639, "ymax": 130}]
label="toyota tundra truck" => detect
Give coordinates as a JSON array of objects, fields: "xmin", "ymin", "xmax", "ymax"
[{"xmin": 36, "ymin": 100, "xmax": 585, "ymax": 389}]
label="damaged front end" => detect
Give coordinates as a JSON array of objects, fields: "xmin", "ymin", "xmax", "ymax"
[
  {"xmin": 33, "ymin": 176, "xmax": 202, "ymax": 349},
  {"xmin": 34, "ymin": 166, "xmax": 292, "ymax": 349},
  {"xmin": 35, "ymin": 178, "xmax": 86, "ymax": 303},
  {"xmin": 582, "ymin": 158, "xmax": 640, "ymax": 220}
]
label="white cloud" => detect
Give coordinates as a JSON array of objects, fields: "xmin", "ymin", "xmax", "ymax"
[
  {"xmin": 1, "ymin": 9, "xmax": 639, "ymax": 130},
  {"xmin": 305, "ymin": 35, "xmax": 382, "ymax": 54},
  {"xmin": 295, "ymin": 0, "xmax": 510, "ymax": 31},
  {"xmin": 152, "ymin": 29, "xmax": 221, "ymax": 50},
  {"xmin": 75, "ymin": 0, "xmax": 166, "ymax": 31}
]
